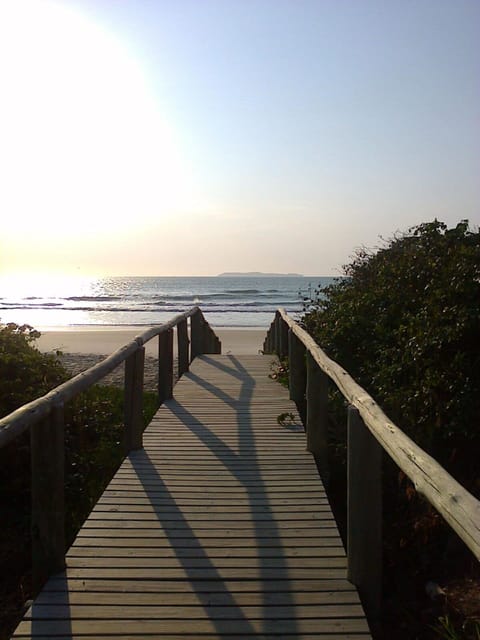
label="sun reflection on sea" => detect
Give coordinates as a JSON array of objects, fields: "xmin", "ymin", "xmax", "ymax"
[{"xmin": 0, "ymin": 273, "xmax": 98, "ymax": 301}]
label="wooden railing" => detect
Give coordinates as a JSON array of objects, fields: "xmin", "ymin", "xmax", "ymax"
[
  {"xmin": 264, "ymin": 308, "xmax": 480, "ymax": 621},
  {"xmin": 0, "ymin": 307, "xmax": 220, "ymax": 593}
]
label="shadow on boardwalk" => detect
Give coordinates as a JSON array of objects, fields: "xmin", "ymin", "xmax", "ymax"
[{"xmin": 129, "ymin": 353, "xmax": 298, "ymax": 635}]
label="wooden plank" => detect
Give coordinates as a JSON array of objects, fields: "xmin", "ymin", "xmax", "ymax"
[
  {"xmin": 85, "ymin": 511, "xmax": 333, "ymax": 522},
  {"xmin": 76, "ymin": 526, "xmax": 340, "ymax": 538},
  {"xmin": 25, "ymin": 603, "xmax": 364, "ymax": 619},
  {"xmin": 14, "ymin": 618, "xmax": 371, "ymax": 635},
  {"xmin": 73, "ymin": 536, "xmax": 343, "ymax": 548},
  {"xmin": 14, "ymin": 634, "xmax": 370, "ymax": 640},
  {"xmin": 33, "ymin": 589, "xmax": 361, "ymax": 605},
  {"xmin": 42, "ymin": 577, "xmax": 359, "ymax": 593},
  {"xmin": 48, "ymin": 563, "xmax": 346, "ymax": 582},
  {"xmin": 98, "ymin": 493, "xmax": 328, "ymax": 502},
  {"xmin": 80, "ymin": 523, "xmax": 339, "ymax": 533},
  {"xmin": 67, "ymin": 546, "xmax": 345, "ymax": 558},
  {"xmin": 93, "ymin": 503, "xmax": 330, "ymax": 512},
  {"xmin": 13, "ymin": 634, "xmax": 370, "ymax": 640},
  {"xmin": 64, "ymin": 556, "xmax": 347, "ymax": 568}
]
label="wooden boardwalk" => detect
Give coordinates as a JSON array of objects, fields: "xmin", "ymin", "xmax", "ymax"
[{"xmin": 14, "ymin": 354, "xmax": 371, "ymax": 639}]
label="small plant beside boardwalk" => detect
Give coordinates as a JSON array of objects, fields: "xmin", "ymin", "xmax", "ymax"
[
  {"xmin": 0, "ymin": 323, "xmax": 158, "ymax": 640},
  {"xmin": 298, "ymin": 220, "xmax": 479, "ymax": 638}
]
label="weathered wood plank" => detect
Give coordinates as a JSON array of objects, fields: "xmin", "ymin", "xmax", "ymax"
[
  {"xmin": 92, "ymin": 503, "xmax": 330, "ymax": 513},
  {"xmin": 46, "ymin": 567, "xmax": 349, "ymax": 580},
  {"xmin": 25, "ymin": 602, "xmax": 364, "ymax": 619},
  {"xmin": 73, "ymin": 536, "xmax": 343, "ymax": 548},
  {"xmin": 64, "ymin": 556, "xmax": 347, "ymax": 569},
  {"xmin": 42, "ymin": 576, "xmax": 359, "ymax": 593},
  {"xmin": 67, "ymin": 545, "xmax": 345, "ymax": 558},
  {"xmin": 14, "ymin": 634, "xmax": 370, "ymax": 640},
  {"xmin": 14, "ymin": 618, "xmax": 371, "ymax": 635},
  {"xmin": 33, "ymin": 589, "xmax": 361, "ymax": 606}
]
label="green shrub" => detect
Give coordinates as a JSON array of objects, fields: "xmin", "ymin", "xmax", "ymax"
[
  {"xmin": 0, "ymin": 323, "xmax": 68, "ymax": 416},
  {"xmin": 303, "ymin": 220, "xmax": 480, "ymax": 468}
]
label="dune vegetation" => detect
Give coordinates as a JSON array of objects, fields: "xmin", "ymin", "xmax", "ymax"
[{"xmin": 302, "ymin": 220, "xmax": 479, "ymax": 638}]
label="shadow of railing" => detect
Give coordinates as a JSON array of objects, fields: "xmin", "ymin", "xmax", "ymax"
[
  {"xmin": 130, "ymin": 353, "xmax": 298, "ymax": 634},
  {"xmin": 130, "ymin": 449, "xmax": 258, "ymax": 635},
  {"xmin": 29, "ymin": 572, "xmax": 72, "ymax": 638}
]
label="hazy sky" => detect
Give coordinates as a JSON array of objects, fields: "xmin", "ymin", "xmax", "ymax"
[{"xmin": 1, "ymin": 0, "xmax": 479, "ymax": 277}]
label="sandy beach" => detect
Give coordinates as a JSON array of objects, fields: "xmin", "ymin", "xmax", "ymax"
[
  {"xmin": 34, "ymin": 327, "xmax": 268, "ymax": 391},
  {"xmin": 35, "ymin": 327, "xmax": 266, "ymax": 357}
]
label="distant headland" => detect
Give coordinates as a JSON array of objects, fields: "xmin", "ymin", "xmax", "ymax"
[{"xmin": 217, "ymin": 272, "xmax": 303, "ymax": 277}]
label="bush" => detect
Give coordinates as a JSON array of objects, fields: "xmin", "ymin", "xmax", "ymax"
[
  {"xmin": 303, "ymin": 220, "xmax": 480, "ymax": 470},
  {"xmin": 302, "ymin": 220, "xmax": 480, "ymax": 637},
  {"xmin": 0, "ymin": 323, "xmax": 68, "ymax": 416}
]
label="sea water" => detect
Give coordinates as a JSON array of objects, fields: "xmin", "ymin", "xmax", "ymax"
[{"xmin": 0, "ymin": 275, "xmax": 335, "ymax": 328}]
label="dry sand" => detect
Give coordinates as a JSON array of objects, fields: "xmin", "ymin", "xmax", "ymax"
[
  {"xmin": 35, "ymin": 327, "xmax": 266, "ymax": 357},
  {"xmin": 34, "ymin": 327, "xmax": 268, "ymax": 391}
]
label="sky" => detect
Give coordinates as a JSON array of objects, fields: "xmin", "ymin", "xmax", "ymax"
[{"xmin": 1, "ymin": 0, "xmax": 479, "ymax": 277}]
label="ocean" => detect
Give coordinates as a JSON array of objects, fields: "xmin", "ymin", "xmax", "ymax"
[{"xmin": 0, "ymin": 275, "xmax": 334, "ymax": 329}]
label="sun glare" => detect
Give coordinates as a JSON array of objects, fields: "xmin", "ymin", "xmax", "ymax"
[{"xmin": 0, "ymin": 0, "xmax": 194, "ymax": 275}]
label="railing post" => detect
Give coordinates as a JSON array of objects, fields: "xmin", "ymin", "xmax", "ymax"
[
  {"xmin": 306, "ymin": 351, "xmax": 329, "ymax": 482},
  {"xmin": 276, "ymin": 316, "xmax": 288, "ymax": 359},
  {"xmin": 347, "ymin": 405, "xmax": 382, "ymax": 624},
  {"xmin": 288, "ymin": 329, "xmax": 306, "ymax": 420},
  {"xmin": 158, "ymin": 328, "xmax": 173, "ymax": 404},
  {"xmin": 177, "ymin": 319, "xmax": 189, "ymax": 376},
  {"xmin": 280, "ymin": 319, "xmax": 289, "ymax": 358},
  {"xmin": 274, "ymin": 312, "xmax": 281, "ymax": 355},
  {"xmin": 190, "ymin": 310, "xmax": 204, "ymax": 361},
  {"xmin": 31, "ymin": 402, "xmax": 65, "ymax": 594},
  {"xmin": 268, "ymin": 321, "xmax": 275, "ymax": 353},
  {"xmin": 205, "ymin": 326, "xmax": 215, "ymax": 354},
  {"xmin": 125, "ymin": 346, "xmax": 145, "ymax": 452},
  {"xmin": 207, "ymin": 328, "xmax": 221, "ymax": 354},
  {"xmin": 264, "ymin": 323, "xmax": 273, "ymax": 354}
]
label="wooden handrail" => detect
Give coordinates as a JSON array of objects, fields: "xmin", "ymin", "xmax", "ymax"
[
  {"xmin": 264, "ymin": 308, "xmax": 480, "ymax": 620},
  {"xmin": 0, "ymin": 307, "xmax": 204, "ymax": 448},
  {"xmin": 0, "ymin": 306, "xmax": 221, "ymax": 592}
]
